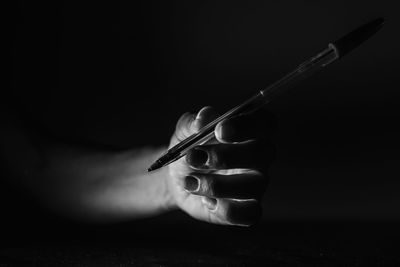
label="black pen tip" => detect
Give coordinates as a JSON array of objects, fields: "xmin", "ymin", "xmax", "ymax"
[
  {"xmin": 148, "ymin": 161, "xmax": 162, "ymax": 172},
  {"xmin": 332, "ymin": 17, "xmax": 384, "ymax": 58}
]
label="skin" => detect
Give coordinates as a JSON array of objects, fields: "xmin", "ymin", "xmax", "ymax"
[
  {"xmin": 167, "ymin": 106, "xmax": 276, "ymax": 226},
  {"xmin": 0, "ymin": 106, "xmax": 275, "ymax": 226}
]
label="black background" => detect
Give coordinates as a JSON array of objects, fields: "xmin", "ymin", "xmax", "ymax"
[
  {"xmin": 3, "ymin": 0, "xmax": 400, "ymax": 265},
  {"xmin": 9, "ymin": 0, "xmax": 399, "ymax": 220}
]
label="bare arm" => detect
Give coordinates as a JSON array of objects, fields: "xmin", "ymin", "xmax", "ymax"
[
  {"xmin": 0, "ymin": 105, "xmax": 276, "ymax": 226},
  {"xmin": 0, "ymin": 115, "xmax": 175, "ymax": 222}
]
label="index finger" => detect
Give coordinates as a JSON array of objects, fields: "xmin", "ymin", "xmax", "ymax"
[{"xmin": 215, "ymin": 109, "xmax": 277, "ymax": 143}]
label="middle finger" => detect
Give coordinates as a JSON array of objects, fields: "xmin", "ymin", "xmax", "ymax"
[{"xmin": 186, "ymin": 141, "xmax": 275, "ymax": 170}]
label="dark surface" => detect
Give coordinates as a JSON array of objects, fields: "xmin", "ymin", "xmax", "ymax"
[{"xmin": 1, "ymin": 213, "xmax": 400, "ymax": 266}]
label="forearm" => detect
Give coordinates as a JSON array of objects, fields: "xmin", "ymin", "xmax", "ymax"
[
  {"xmin": 0, "ymin": 126, "xmax": 176, "ymax": 222},
  {"xmin": 41, "ymin": 146, "xmax": 176, "ymax": 221}
]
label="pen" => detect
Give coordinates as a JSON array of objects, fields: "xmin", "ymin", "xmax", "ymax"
[{"xmin": 148, "ymin": 18, "xmax": 384, "ymax": 172}]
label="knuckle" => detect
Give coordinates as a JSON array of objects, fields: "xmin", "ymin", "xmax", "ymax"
[
  {"xmin": 199, "ymin": 176, "xmax": 215, "ymax": 196},
  {"xmin": 209, "ymin": 177, "xmax": 222, "ymax": 197},
  {"xmin": 208, "ymin": 146, "xmax": 226, "ymax": 169}
]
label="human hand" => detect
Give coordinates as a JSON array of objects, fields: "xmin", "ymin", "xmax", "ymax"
[{"xmin": 166, "ymin": 106, "xmax": 276, "ymax": 226}]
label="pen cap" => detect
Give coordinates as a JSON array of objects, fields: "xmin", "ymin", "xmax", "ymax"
[{"xmin": 331, "ymin": 18, "xmax": 384, "ymax": 58}]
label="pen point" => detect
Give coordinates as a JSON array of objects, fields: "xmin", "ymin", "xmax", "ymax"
[
  {"xmin": 148, "ymin": 160, "xmax": 162, "ymax": 172},
  {"xmin": 147, "ymin": 166, "xmax": 157, "ymax": 172}
]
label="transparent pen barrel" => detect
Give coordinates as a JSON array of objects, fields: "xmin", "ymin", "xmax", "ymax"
[
  {"xmin": 260, "ymin": 44, "xmax": 339, "ymax": 100},
  {"xmin": 160, "ymin": 44, "xmax": 340, "ymax": 167}
]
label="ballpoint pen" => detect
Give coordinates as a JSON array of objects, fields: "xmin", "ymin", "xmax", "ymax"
[{"xmin": 148, "ymin": 18, "xmax": 384, "ymax": 172}]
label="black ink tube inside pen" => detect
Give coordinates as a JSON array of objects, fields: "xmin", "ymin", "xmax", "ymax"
[{"xmin": 148, "ymin": 18, "xmax": 384, "ymax": 172}]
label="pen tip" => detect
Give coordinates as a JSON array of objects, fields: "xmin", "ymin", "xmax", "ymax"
[{"xmin": 147, "ymin": 161, "xmax": 162, "ymax": 172}]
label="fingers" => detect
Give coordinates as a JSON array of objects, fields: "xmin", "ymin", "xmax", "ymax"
[
  {"xmin": 172, "ymin": 107, "xmax": 275, "ymax": 227},
  {"xmin": 186, "ymin": 141, "xmax": 276, "ymax": 170},
  {"xmin": 205, "ymin": 198, "xmax": 262, "ymax": 226},
  {"xmin": 215, "ymin": 108, "xmax": 277, "ymax": 143},
  {"xmin": 183, "ymin": 171, "xmax": 267, "ymax": 199}
]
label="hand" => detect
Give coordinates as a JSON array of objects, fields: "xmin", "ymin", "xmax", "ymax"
[{"xmin": 166, "ymin": 106, "xmax": 276, "ymax": 226}]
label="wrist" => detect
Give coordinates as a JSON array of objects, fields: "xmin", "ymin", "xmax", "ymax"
[
  {"xmin": 159, "ymin": 167, "xmax": 178, "ymax": 212},
  {"xmin": 146, "ymin": 148, "xmax": 178, "ymax": 213}
]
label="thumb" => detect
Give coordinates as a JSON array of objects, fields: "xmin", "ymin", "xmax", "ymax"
[{"xmin": 173, "ymin": 106, "xmax": 219, "ymax": 143}]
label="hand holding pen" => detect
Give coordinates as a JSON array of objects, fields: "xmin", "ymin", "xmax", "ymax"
[
  {"xmin": 165, "ymin": 106, "xmax": 276, "ymax": 226},
  {"xmin": 156, "ymin": 18, "xmax": 383, "ymax": 226}
]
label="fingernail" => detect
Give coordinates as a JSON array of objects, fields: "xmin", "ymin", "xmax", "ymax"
[
  {"xmin": 215, "ymin": 123, "xmax": 223, "ymax": 140},
  {"xmin": 196, "ymin": 106, "xmax": 212, "ymax": 120},
  {"xmin": 187, "ymin": 148, "xmax": 208, "ymax": 168},
  {"xmin": 195, "ymin": 111, "xmax": 203, "ymax": 120},
  {"xmin": 202, "ymin": 197, "xmax": 217, "ymax": 210},
  {"xmin": 216, "ymin": 121, "xmax": 234, "ymax": 141},
  {"xmin": 184, "ymin": 176, "xmax": 200, "ymax": 192}
]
